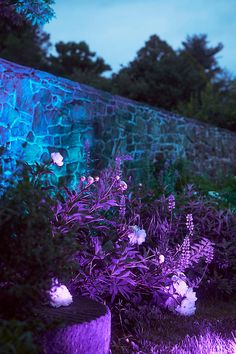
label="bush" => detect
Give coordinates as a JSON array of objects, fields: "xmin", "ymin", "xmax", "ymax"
[
  {"xmin": 1, "ymin": 150, "xmax": 235, "ymax": 352},
  {"xmin": 0, "ymin": 160, "xmax": 76, "ymax": 318}
]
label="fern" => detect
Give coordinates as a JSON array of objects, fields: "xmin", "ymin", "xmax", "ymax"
[{"xmin": 190, "ymin": 238, "xmax": 214, "ymax": 264}]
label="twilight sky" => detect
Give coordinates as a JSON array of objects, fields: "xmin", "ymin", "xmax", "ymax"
[{"xmin": 45, "ymin": 0, "xmax": 236, "ymax": 76}]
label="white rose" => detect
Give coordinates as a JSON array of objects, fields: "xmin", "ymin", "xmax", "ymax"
[
  {"xmin": 185, "ymin": 287, "xmax": 197, "ymax": 302},
  {"xmin": 128, "ymin": 226, "xmax": 146, "ymax": 245},
  {"xmin": 175, "ymin": 298, "xmax": 196, "ymax": 316},
  {"xmin": 173, "ymin": 279, "xmax": 188, "ymax": 297},
  {"xmin": 49, "ymin": 280, "xmax": 73, "ymax": 308}
]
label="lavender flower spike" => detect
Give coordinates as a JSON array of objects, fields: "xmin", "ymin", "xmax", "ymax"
[
  {"xmin": 168, "ymin": 194, "xmax": 175, "ymax": 212},
  {"xmin": 186, "ymin": 213, "xmax": 194, "ymax": 236}
]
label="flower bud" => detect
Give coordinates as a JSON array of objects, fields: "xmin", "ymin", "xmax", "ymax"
[
  {"xmin": 119, "ymin": 180, "xmax": 127, "ymax": 191},
  {"xmin": 159, "ymin": 254, "xmax": 165, "ymax": 264},
  {"xmin": 87, "ymin": 176, "xmax": 94, "ymax": 184}
]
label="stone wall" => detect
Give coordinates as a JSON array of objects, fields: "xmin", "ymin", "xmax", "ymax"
[{"xmin": 0, "ymin": 58, "xmax": 236, "ymax": 186}]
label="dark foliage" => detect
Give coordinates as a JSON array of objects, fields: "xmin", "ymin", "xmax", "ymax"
[
  {"xmin": 0, "ymin": 163, "xmax": 76, "ymax": 320},
  {"xmin": 0, "ymin": 7, "xmax": 51, "ymax": 69}
]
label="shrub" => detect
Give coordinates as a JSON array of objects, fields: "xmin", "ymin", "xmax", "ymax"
[
  {"xmin": 52, "ymin": 167, "xmax": 213, "ymax": 315},
  {"xmin": 0, "ymin": 160, "xmax": 76, "ymax": 320}
]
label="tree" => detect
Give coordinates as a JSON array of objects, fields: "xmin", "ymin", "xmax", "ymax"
[
  {"xmin": 0, "ymin": 0, "xmax": 55, "ymax": 26},
  {"xmin": 112, "ymin": 35, "xmax": 208, "ymax": 110},
  {"xmin": 0, "ymin": 14, "xmax": 51, "ymax": 69},
  {"xmin": 48, "ymin": 41, "xmax": 112, "ymax": 87},
  {"xmin": 112, "ymin": 35, "xmax": 180, "ymax": 108},
  {"xmin": 0, "ymin": 1, "xmax": 51, "ymax": 69},
  {"xmin": 180, "ymin": 34, "xmax": 223, "ymax": 80},
  {"xmin": 178, "ymin": 76, "xmax": 236, "ymax": 131}
]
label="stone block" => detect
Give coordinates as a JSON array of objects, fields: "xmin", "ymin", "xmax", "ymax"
[
  {"xmin": 45, "ymin": 108, "xmax": 62, "ymax": 125},
  {"xmin": 0, "ymin": 90, "xmax": 10, "ymax": 104},
  {"xmin": 32, "ymin": 103, "xmax": 48, "ymax": 135},
  {"xmin": 48, "ymin": 125, "xmax": 72, "ymax": 135},
  {"xmin": 0, "ymin": 126, "xmax": 10, "ymax": 145},
  {"xmin": 33, "ymin": 88, "xmax": 52, "ymax": 107},
  {"xmin": 66, "ymin": 162, "xmax": 79, "ymax": 174},
  {"xmin": 15, "ymin": 78, "xmax": 33, "ymax": 114},
  {"xmin": 0, "ymin": 104, "xmax": 19, "ymax": 126},
  {"xmin": 23, "ymin": 143, "xmax": 42, "ymax": 162},
  {"xmin": 71, "ymin": 104, "xmax": 87, "ymax": 121},
  {"xmin": 54, "ymin": 136, "xmax": 61, "ymax": 146},
  {"xmin": 11, "ymin": 120, "xmax": 30, "ymax": 138},
  {"xmin": 42, "ymin": 135, "xmax": 54, "ymax": 145},
  {"xmin": 61, "ymin": 132, "xmax": 81, "ymax": 147},
  {"xmin": 68, "ymin": 147, "xmax": 83, "ymax": 162}
]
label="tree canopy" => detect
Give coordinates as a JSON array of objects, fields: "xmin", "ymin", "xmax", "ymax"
[
  {"xmin": 0, "ymin": 0, "xmax": 55, "ymax": 26},
  {"xmin": 0, "ymin": 5, "xmax": 51, "ymax": 69},
  {"xmin": 112, "ymin": 34, "xmax": 236, "ymax": 131},
  {"xmin": 181, "ymin": 34, "xmax": 223, "ymax": 79},
  {"xmin": 0, "ymin": 6, "xmax": 235, "ymax": 131}
]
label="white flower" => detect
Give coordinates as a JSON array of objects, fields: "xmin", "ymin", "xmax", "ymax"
[
  {"xmin": 115, "ymin": 175, "xmax": 120, "ymax": 181},
  {"xmin": 185, "ymin": 287, "xmax": 197, "ymax": 302},
  {"xmin": 80, "ymin": 176, "xmax": 86, "ymax": 182},
  {"xmin": 159, "ymin": 254, "xmax": 165, "ymax": 264},
  {"xmin": 119, "ymin": 180, "xmax": 128, "ymax": 191},
  {"xmin": 128, "ymin": 226, "xmax": 146, "ymax": 245},
  {"xmin": 165, "ymin": 273, "xmax": 197, "ymax": 316},
  {"xmin": 94, "ymin": 176, "xmax": 100, "ymax": 182},
  {"xmin": 173, "ymin": 279, "xmax": 188, "ymax": 297},
  {"xmin": 175, "ymin": 298, "xmax": 196, "ymax": 316},
  {"xmin": 51, "ymin": 152, "xmax": 63, "ymax": 166},
  {"xmin": 164, "ymin": 293, "xmax": 179, "ymax": 311},
  {"xmin": 49, "ymin": 280, "xmax": 73, "ymax": 308}
]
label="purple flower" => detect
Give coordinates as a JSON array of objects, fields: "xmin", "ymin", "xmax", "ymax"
[
  {"xmin": 168, "ymin": 194, "xmax": 175, "ymax": 212},
  {"xmin": 186, "ymin": 213, "xmax": 194, "ymax": 236}
]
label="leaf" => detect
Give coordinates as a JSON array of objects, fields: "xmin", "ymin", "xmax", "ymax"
[{"xmin": 102, "ymin": 240, "xmax": 114, "ymax": 252}]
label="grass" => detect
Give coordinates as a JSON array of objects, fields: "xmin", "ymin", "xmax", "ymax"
[{"xmin": 111, "ymin": 298, "xmax": 236, "ymax": 353}]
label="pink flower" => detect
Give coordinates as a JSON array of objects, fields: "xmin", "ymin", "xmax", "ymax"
[
  {"xmin": 87, "ymin": 176, "xmax": 94, "ymax": 184},
  {"xmin": 51, "ymin": 152, "xmax": 64, "ymax": 166}
]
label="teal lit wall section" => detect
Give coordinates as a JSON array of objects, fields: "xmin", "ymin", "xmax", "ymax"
[
  {"xmin": 1, "ymin": 57, "xmax": 236, "ymax": 187},
  {"xmin": 0, "ymin": 58, "xmax": 93, "ymax": 187}
]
